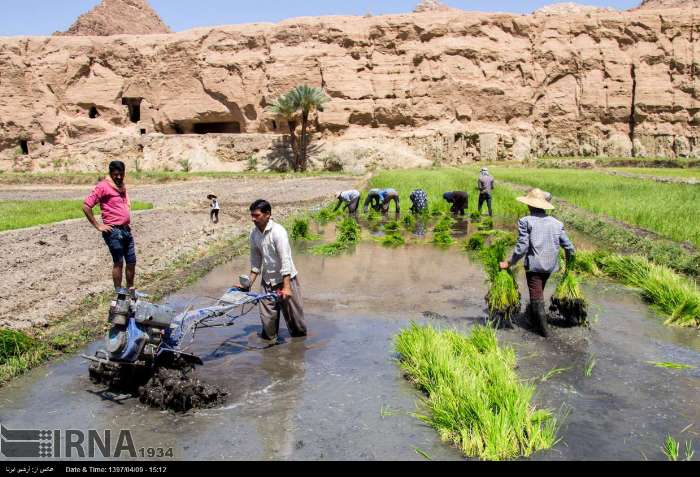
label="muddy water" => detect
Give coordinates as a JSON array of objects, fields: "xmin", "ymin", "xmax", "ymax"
[{"xmin": 0, "ymin": 240, "xmax": 698, "ymax": 461}]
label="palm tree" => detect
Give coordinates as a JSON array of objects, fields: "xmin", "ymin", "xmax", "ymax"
[
  {"xmin": 288, "ymin": 85, "xmax": 329, "ymax": 172},
  {"xmin": 267, "ymin": 93, "xmax": 300, "ymax": 171}
]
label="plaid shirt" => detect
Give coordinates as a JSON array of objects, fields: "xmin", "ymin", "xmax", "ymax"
[{"xmin": 509, "ymin": 212, "xmax": 575, "ymax": 273}]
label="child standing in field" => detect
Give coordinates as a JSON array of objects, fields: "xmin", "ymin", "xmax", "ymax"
[{"xmin": 209, "ymin": 195, "xmax": 220, "ymax": 224}]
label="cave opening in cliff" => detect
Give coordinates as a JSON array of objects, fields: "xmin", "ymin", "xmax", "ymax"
[
  {"xmin": 19, "ymin": 140, "xmax": 29, "ymax": 155},
  {"xmin": 89, "ymin": 106, "xmax": 99, "ymax": 119},
  {"xmin": 122, "ymin": 97, "xmax": 142, "ymax": 123},
  {"xmin": 272, "ymin": 120, "xmax": 278, "ymax": 130},
  {"xmin": 193, "ymin": 122, "xmax": 241, "ymax": 134}
]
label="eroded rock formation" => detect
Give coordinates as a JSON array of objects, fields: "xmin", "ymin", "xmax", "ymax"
[
  {"xmin": 1, "ymin": 2, "xmax": 699, "ymax": 172},
  {"xmin": 55, "ymin": 0, "xmax": 171, "ymax": 36}
]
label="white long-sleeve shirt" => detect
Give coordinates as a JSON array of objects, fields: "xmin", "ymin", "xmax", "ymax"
[{"xmin": 250, "ymin": 219, "xmax": 298, "ymax": 286}]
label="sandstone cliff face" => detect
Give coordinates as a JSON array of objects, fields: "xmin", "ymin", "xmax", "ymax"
[
  {"xmin": 55, "ymin": 0, "xmax": 171, "ymax": 36},
  {"xmin": 1, "ymin": 6, "xmax": 699, "ymax": 172},
  {"xmin": 637, "ymin": 0, "xmax": 700, "ymax": 9}
]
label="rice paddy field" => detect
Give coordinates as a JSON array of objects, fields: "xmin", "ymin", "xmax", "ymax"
[
  {"xmin": 475, "ymin": 167, "xmax": 700, "ymax": 247},
  {"xmin": 0, "ymin": 199, "xmax": 153, "ymax": 232}
]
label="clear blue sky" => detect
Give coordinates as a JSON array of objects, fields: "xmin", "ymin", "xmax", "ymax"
[{"xmin": 1, "ymin": 0, "xmax": 640, "ymax": 36}]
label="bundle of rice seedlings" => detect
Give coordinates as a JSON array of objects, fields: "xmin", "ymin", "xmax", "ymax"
[
  {"xmin": 395, "ymin": 324, "xmax": 558, "ymax": 461},
  {"xmin": 0, "ymin": 329, "xmax": 36, "ymax": 366},
  {"xmin": 432, "ymin": 214, "xmax": 455, "ymax": 247},
  {"xmin": 470, "ymin": 211, "xmax": 482, "ymax": 221},
  {"xmin": 312, "ymin": 217, "xmax": 361, "ymax": 256},
  {"xmin": 466, "ymin": 234, "xmax": 485, "ymax": 251},
  {"xmin": 380, "ymin": 219, "xmax": 405, "ymax": 247},
  {"xmin": 290, "ymin": 216, "xmax": 318, "ymax": 241},
  {"xmin": 478, "ymin": 217, "xmax": 494, "ymax": 231},
  {"xmin": 550, "ymin": 256, "xmax": 589, "ymax": 326},
  {"xmin": 481, "ymin": 242, "xmax": 521, "ymax": 327},
  {"xmin": 565, "ymin": 250, "xmax": 602, "ymax": 276},
  {"xmin": 402, "ymin": 213, "xmax": 416, "ymax": 230},
  {"xmin": 598, "ymin": 255, "xmax": 700, "ymax": 328},
  {"xmin": 336, "ymin": 216, "xmax": 361, "ymax": 244}
]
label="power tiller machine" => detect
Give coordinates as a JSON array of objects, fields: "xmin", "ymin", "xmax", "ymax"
[{"xmin": 83, "ymin": 278, "xmax": 277, "ymax": 387}]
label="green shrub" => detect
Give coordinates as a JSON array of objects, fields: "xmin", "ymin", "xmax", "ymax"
[{"xmin": 0, "ymin": 329, "xmax": 36, "ymax": 365}]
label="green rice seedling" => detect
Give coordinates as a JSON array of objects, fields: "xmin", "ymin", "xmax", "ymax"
[
  {"xmin": 568, "ymin": 250, "xmax": 602, "ymax": 276},
  {"xmin": 491, "ymin": 230, "xmax": 517, "ymax": 248},
  {"xmin": 415, "ymin": 448, "xmax": 433, "ymax": 461},
  {"xmin": 550, "ymin": 256, "xmax": 589, "ymax": 326},
  {"xmin": 314, "ymin": 204, "xmax": 342, "ymax": 224},
  {"xmin": 336, "ymin": 217, "xmax": 361, "ymax": 244},
  {"xmin": 664, "ymin": 435, "xmax": 680, "ymax": 461},
  {"xmin": 432, "ymin": 214, "xmax": 455, "ymax": 247},
  {"xmin": 311, "ymin": 217, "xmax": 360, "ymax": 255},
  {"xmin": 402, "ymin": 213, "xmax": 416, "ymax": 230},
  {"xmin": 395, "ymin": 324, "xmax": 558, "ymax": 461},
  {"xmin": 466, "ymin": 234, "xmax": 485, "ymax": 251},
  {"xmin": 481, "ymin": 242, "xmax": 521, "ymax": 326},
  {"xmin": 381, "ymin": 231, "xmax": 405, "ymax": 247},
  {"xmin": 685, "ymin": 441, "xmax": 695, "ymax": 461},
  {"xmin": 290, "ymin": 216, "xmax": 319, "ymax": 241},
  {"xmin": 478, "ymin": 217, "xmax": 494, "ymax": 231},
  {"xmin": 540, "ymin": 367, "xmax": 571, "ymax": 382},
  {"xmin": 647, "ymin": 361, "xmax": 695, "ymax": 370},
  {"xmin": 384, "ymin": 220, "xmax": 401, "ymax": 233},
  {"xmin": 0, "ymin": 329, "xmax": 36, "ymax": 365},
  {"xmin": 470, "ymin": 211, "xmax": 482, "ymax": 221},
  {"xmin": 584, "ymin": 355, "xmax": 596, "ymax": 377}
]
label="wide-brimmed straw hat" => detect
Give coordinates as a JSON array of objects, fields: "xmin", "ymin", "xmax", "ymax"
[
  {"xmin": 207, "ymin": 194, "xmax": 217, "ymax": 200},
  {"xmin": 517, "ymin": 188, "xmax": 555, "ymax": 210}
]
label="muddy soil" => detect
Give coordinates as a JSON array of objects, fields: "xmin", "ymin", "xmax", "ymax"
[
  {"xmin": 0, "ymin": 176, "xmax": 356, "ymax": 329},
  {"xmin": 0, "ymin": 239, "xmax": 698, "ymax": 460}
]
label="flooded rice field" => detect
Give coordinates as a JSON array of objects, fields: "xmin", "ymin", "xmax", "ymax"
[{"xmin": 0, "ymin": 233, "xmax": 698, "ymax": 460}]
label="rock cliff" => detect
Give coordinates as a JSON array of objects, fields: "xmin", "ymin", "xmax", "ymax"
[
  {"xmin": 1, "ymin": 3, "xmax": 699, "ymax": 171},
  {"xmin": 55, "ymin": 0, "xmax": 171, "ymax": 36}
]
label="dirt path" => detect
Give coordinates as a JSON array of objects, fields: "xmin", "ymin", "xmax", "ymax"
[
  {"xmin": 606, "ymin": 170, "xmax": 700, "ymax": 185},
  {"xmin": 0, "ymin": 176, "xmax": 357, "ymax": 330}
]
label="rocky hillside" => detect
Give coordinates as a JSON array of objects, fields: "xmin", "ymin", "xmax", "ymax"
[
  {"xmin": 637, "ymin": 0, "xmax": 700, "ymax": 8},
  {"xmin": 55, "ymin": 0, "xmax": 171, "ymax": 36},
  {"xmin": 1, "ymin": 3, "xmax": 699, "ymax": 171}
]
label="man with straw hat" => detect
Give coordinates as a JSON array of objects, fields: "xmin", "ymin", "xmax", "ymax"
[{"xmin": 500, "ymin": 188, "xmax": 576, "ymax": 337}]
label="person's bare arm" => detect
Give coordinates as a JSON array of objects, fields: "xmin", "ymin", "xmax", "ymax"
[{"xmin": 82, "ymin": 203, "xmax": 112, "ymax": 233}]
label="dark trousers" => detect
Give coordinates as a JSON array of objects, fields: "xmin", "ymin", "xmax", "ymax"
[
  {"xmin": 348, "ymin": 196, "xmax": 360, "ymax": 214},
  {"xmin": 478, "ymin": 193, "xmax": 493, "ymax": 217},
  {"xmin": 526, "ymin": 272, "xmax": 551, "ymax": 301},
  {"xmin": 210, "ymin": 209, "xmax": 220, "ymax": 223},
  {"xmin": 450, "ymin": 198, "xmax": 467, "ymax": 216},
  {"xmin": 259, "ymin": 277, "xmax": 308, "ymax": 340}
]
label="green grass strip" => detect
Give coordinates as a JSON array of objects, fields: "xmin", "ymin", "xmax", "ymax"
[
  {"xmin": 0, "ymin": 200, "xmax": 153, "ymax": 233},
  {"xmin": 395, "ymin": 324, "xmax": 558, "ymax": 461}
]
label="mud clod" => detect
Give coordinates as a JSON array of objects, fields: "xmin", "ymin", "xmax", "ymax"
[{"xmin": 138, "ymin": 365, "xmax": 227, "ymax": 413}]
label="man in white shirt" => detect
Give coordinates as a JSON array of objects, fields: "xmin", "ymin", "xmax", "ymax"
[{"xmin": 239, "ymin": 199, "xmax": 307, "ymax": 341}]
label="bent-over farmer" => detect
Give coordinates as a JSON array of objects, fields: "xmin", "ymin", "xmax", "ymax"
[
  {"xmin": 334, "ymin": 190, "xmax": 361, "ymax": 215},
  {"xmin": 82, "ymin": 160, "xmax": 137, "ymax": 291},
  {"xmin": 499, "ymin": 188, "xmax": 575, "ymax": 338},
  {"xmin": 240, "ymin": 199, "xmax": 307, "ymax": 341}
]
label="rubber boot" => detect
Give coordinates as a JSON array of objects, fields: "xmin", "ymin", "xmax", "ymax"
[{"xmin": 530, "ymin": 299, "xmax": 549, "ymax": 338}]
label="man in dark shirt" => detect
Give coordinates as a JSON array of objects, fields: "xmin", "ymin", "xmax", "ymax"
[{"xmin": 443, "ymin": 191, "xmax": 469, "ymax": 216}]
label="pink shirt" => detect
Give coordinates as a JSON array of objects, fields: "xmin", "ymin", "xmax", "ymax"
[{"xmin": 84, "ymin": 180, "xmax": 131, "ymax": 226}]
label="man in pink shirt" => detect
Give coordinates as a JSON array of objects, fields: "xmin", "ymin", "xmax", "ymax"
[{"xmin": 82, "ymin": 161, "xmax": 137, "ymax": 291}]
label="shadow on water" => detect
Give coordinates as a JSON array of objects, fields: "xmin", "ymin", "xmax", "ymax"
[{"xmin": 0, "ymin": 236, "xmax": 698, "ymax": 460}]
